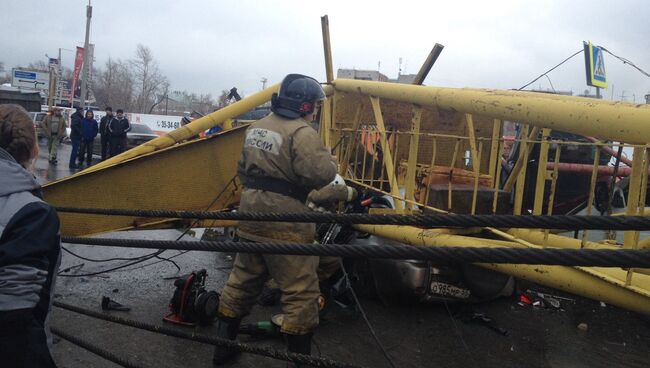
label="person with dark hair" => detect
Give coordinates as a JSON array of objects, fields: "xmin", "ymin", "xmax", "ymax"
[
  {"xmin": 99, "ymin": 107, "xmax": 113, "ymax": 160},
  {"xmin": 68, "ymin": 106, "xmax": 84, "ymax": 169},
  {"xmin": 0, "ymin": 104, "xmax": 61, "ymax": 367},
  {"xmin": 108, "ymin": 109, "xmax": 130, "ymax": 156},
  {"xmin": 77, "ymin": 110, "xmax": 98, "ymax": 167}
]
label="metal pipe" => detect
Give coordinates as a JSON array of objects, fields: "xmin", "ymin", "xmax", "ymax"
[
  {"xmin": 354, "ymin": 224, "xmax": 650, "ymax": 315},
  {"xmin": 546, "ymin": 162, "xmax": 633, "ymax": 176},
  {"xmin": 412, "ymin": 43, "xmax": 444, "ymax": 85},
  {"xmin": 332, "ymin": 79, "xmax": 650, "ymax": 144},
  {"xmin": 586, "ymin": 137, "xmax": 634, "ymax": 166}
]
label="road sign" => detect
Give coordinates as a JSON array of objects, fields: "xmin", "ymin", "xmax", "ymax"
[
  {"xmin": 11, "ymin": 68, "xmax": 50, "ymax": 91},
  {"xmin": 583, "ymin": 41, "xmax": 607, "ymax": 89}
]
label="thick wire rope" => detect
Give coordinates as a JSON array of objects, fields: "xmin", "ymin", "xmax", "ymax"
[
  {"xmin": 53, "ymin": 301, "xmax": 363, "ymax": 368},
  {"xmin": 51, "ymin": 326, "xmax": 144, "ymax": 368},
  {"xmin": 58, "ymin": 176, "xmax": 237, "ymax": 277},
  {"xmin": 55, "ymin": 206, "xmax": 650, "ymax": 231},
  {"xmin": 61, "ymin": 236, "xmax": 650, "ymax": 268}
]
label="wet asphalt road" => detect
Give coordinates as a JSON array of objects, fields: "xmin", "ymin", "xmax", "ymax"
[{"xmin": 38, "ymin": 139, "xmax": 650, "ymax": 368}]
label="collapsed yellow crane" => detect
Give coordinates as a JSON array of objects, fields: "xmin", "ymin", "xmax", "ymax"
[{"xmin": 43, "ymin": 17, "xmax": 650, "ymax": 315}]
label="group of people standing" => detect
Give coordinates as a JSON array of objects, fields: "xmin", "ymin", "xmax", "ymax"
[{"xmin": 42, "ymin": 106, "xmax": 131, "ymax": 169}]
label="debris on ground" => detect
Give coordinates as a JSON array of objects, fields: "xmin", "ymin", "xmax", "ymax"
[{"xmin": 101, "ymin": 296, "xmax": 131, "ymax": 311}]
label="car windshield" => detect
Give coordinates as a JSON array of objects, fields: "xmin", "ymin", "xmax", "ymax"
[{"xmin": 129, "ymin": 124, "xmax": 154, "ymax": 134}]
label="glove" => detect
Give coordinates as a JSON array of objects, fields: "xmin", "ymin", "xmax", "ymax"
[{"xmin": 308, "ymin": 184, "xmax": 357, "ymax": 206}]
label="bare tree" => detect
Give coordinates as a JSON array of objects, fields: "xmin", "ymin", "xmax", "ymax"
[
  {"xmin": 216, "ymin": 90, "xmax": 231, "ymax": 109},
  {"xmin": 94, "ymin": 58, "xmax": 135, "ymax": 111},
  {"xmin": 27, "ymin": 60, "xmax": 49, "ymax": 71},
  {"xmin": 130, "ymin": 44, "xmax": 169, "ymax": 113},
  {"xmin": 148, "ymin": 81, "xmax": 170, "ymax": 114}
]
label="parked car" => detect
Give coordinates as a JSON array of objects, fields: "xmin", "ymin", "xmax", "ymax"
[
  {"xmin": 127, "ymin": 123, "xmax": 159, "ymax": 148},
  {"xmin": 29, "ymin": 111, "xmax": 47, "ymax": 137},
  {"xmin": 93, "ymin": 123, "xmax": 158, "ymax": 156}
]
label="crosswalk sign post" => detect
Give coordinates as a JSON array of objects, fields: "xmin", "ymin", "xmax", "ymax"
[{"xmin": 583, "ymin": 41, "xmax": 607, "ymax": 96}]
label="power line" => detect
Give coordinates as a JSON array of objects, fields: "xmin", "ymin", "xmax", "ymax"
[
  {"xmin": 598, "ymin": 46, "xmax": 650, "ymax": 78},
  {"xmin": 518, "ymin": 49, "xmax": 584, "ymax": 91}
]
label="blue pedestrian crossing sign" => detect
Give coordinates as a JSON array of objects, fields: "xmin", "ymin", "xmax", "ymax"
[{"xmin": 583, "ymin": 41, "xmax": 607, "ymax": 88}]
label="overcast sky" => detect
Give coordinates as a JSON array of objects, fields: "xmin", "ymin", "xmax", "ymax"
[{"xmin": 1, "ymin": 0, "xmax": 648, "ymax": 102}]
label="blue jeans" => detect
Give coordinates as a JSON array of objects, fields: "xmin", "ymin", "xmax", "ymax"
[{"xmin": 69, "ymin": 137, "xmax": 80, "ymax": 167}]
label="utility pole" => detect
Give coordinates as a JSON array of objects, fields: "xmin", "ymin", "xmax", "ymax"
[
  {"xmin": 46, "ymin": 61, "xmax": 57, "ymax": 109},
  {"xmin": 79, "ymin": 0, "xmax": 92, "ymax": 108},
  {"xmin": 56, "ymin": 48, "xmax": 62, "ymax": 104}
]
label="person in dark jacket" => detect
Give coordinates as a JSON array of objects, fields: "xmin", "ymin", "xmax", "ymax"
[
  {"xmin": 77, "ymin": 110, "xmax": 98, "ymax": 167},
  {"xmin": 0, "ymin": 104, "xmax": 61, "ymax": 368},
  {"xmin": 108, "ymin": 109, "xmax": 131, "ymax": 156},
  {"xmin": 68, "ymin": 106, "xmax": 84, "ymax": 169},
  {"xmin": 99, "ymin": 106, "xmax": 113, "ymax": 160}
]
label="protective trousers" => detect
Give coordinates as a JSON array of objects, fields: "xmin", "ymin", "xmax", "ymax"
[
  {"xmin": 218, "ymin": 243, "xmax": 320, "ymax": 335},
  {"xmin": 47, "ymin": 135, "xmax": 59, "ymax": 161}
]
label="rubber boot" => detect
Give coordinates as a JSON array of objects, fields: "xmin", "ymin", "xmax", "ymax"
[
  {"xmin": 212, "ymin": 316, "xmax": 241, "ymax": 365},
  {"xmin": 285, "ymin": 333, "xmax": 312, "ymax": 368}
]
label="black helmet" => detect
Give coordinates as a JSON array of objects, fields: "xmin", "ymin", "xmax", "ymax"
[{"xmin": 271, "ymin": 74, "xmax": 325, "ymax": 119}]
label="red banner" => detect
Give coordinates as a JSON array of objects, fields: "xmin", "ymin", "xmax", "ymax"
[{"xmin": 70, "ymin": 46, "xmax": 84, "ymax": 106}]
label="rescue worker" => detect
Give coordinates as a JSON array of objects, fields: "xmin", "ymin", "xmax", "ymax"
[
  {"xmin": 41, "ymin": 107, "xmax": 67, "ymax": 164},
  {"xmin": 0, "ymin": 104, "xmax": 61, "ymax": 367},
  {"xmin": 214, "ymin": 74, "xmax": 337, "ymax": 366},
  {"xmin": 99, "ymin": 107, "xmax": 113, "ymax": 160},
  {"xmin": 108, "ymin": 109, "xmax": 131, "ymax": 156}
]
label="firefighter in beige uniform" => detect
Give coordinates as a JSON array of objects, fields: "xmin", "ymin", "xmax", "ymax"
[
  {"xmin": 214, "ymin": 74, "xmax": 337, "ymax": 365},
  {"xmin": 41, "ymin": 107, "xmax": 67, "ymax": 163}
]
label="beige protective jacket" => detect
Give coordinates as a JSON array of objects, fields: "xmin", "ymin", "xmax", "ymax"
[
  {"xmin": 237, "ymin": 113, "xmax": 337, "ymax": 243},
  {"xmin": 41, "ymin": 114, "xmax": 67, "ymax": 138}
]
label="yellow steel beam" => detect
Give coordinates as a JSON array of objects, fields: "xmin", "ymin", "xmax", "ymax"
[
  {"xmin": 508, "ymin": 228, "xmax": 619, "ymax": 250},
  {"xmin": 581, "ymin": 148, "xmax": 601, "ymax": 247},
  {"xmin": 321, "ymin": 15, "xmax": 334, "ymax": 84},
  {"xmin": 533, "ymin": 129, "xmax": 551, "ymax": 215},
  {"xmin": 77, "ymin": 84, "xmax": 279, "ymax": 175},
  {"xmin": 471, "ymin": 142, "xmax": 483, "ymax": 214},
  {"xmin": 488, "ymin": 119, "xmax": 502, "ymax": 179},
  {"xmin": 355, "ymin": 223, "xmax": 650, "ymax": 315},
  {"xmin": 340, "ymin": 103, "xmax": 364, "ymax": 177},
  {"xmin": 513, "ymin": 125, "xmax": 530, "ymax": 215},
  {"xmin": 369, "ymin": 96, "xmax": 403, "ymax": 209},
  {"xmin": 321, "ymin": 97, "xmax": 333, "ymax": 146},
  {"xmin": 464, "ymin": 114, "xmax": 480, "ymax": 174},
  {"xmin": 624, "ymin": 147, "xmax": 646, "ymax": 249},
  {"xmin": 504, "ymin": 126, "xmax": 540, "ymax": 192},
  {"xmin": 332, "ymin": 79, "xmax": 650, "ymax": 144},
  {"xmin": 404, "ymin": 106, "xmax": 423, "ymax": 208}
]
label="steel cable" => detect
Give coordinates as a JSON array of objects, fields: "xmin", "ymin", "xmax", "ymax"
[
  {"xmin": 55, "ymin": 206, "xmax": 650, "ymax": 230},
  {"xmin": 50, "ymin": 326, "xmax": 144, "ymax": 368},
  {"xmin": 53, "ymin": 301, "xmax": 363, "ymax": 368},
  {"xmin": 62, "ymin": 236, "xmax": 650, "ymax": 268}
]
